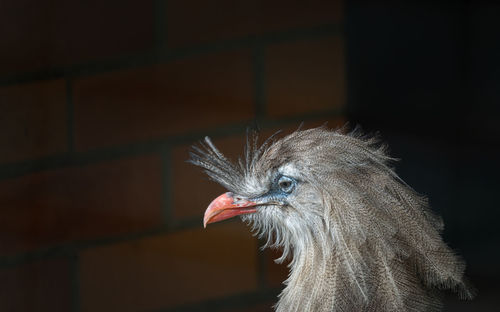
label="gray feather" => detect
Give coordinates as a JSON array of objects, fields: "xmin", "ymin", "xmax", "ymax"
[{"xmin": 189, "ymin": 126, "xmax": 475, "ymax": 311}]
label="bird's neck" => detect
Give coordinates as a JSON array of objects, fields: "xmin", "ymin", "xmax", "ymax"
[{"xmin": 276, "ymin": 238, "xmax": 337, "ymax": 312}]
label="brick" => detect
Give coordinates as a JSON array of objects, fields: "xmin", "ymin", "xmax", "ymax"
[
  {"xmin": 167, "ymin": 0, "xmax": 342, "ymax": 48},
  {"xmin": 74, "ymin": 50, "xmax": 254, "ymax": 151},
  {"xmin": 0, "ymin": 80, "xmax": 67, "ymax": 163},
  {"xmin": 0, "ymin": 1, "xmax": 153, "ymax": 77},
  {"xmin": 0, "ymin": 257, "xmax": 72, "ymax": 312},
  {"xmin": 0, "ymin": 155, "xmax": 162, "ymax": 255},
  {"xmin": 79, "ymin": 222, "xmax": 258, "ymax": 311},
  {"xmin": 173, "ymin": 135, "xmax": 247, "ymax": 220},
  {"xmin": 266, "ymin": 37, "xmax": 345, "ymax": 117}
]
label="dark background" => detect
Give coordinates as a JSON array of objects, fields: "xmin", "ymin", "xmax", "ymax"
[
  {"xmin": 346, "ymin": 1, "xmax": 500, "ymax": 310},
  {"xmin": 0, "ymin": 0, "xmax": 498, "ymax": 311}
]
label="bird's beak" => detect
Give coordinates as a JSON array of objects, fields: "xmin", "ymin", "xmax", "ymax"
[{"xmin": 203, "ymin": 192, "xmax": 258, "ymax": 228}]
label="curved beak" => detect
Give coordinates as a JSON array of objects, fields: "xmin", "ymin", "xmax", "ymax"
[{"xmin": 203, "ymin": 192, "xmax": 258, "ymax": 228}]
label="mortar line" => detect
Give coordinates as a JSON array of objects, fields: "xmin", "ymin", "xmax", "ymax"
[
  {"xmin": 70, "ymin": 249, "xmax": 81, "ymax": 312},
  {"xmin": 0, "ymin": 24, "xmax": 342, "ymax": 87},
  {"xmin": 161, "ymin": 144, "xmax": 173, "ymax": 228},
  {"xmin": 0, "ymin": 110, "xmax": 344, "ymax": 181},
  {"xmin": 65, "ymin": 77, "xmax": 75, "ymax": 153},
  {"xmin": 0, "ymin": 212, "xmax": 277, "ymax": 268},
  {"xmin": 252, "ymin": 44, "xmax": 266, "ymax": 121}
]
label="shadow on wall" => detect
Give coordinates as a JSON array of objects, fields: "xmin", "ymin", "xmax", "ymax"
[{"xmin": 345, "ymin": 1, "xmax": 500, "ymax": 311}]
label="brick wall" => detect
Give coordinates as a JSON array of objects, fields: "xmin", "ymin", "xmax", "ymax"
[{"xmin": 0, "ymin": 1, "xmax": 345, "ymax": 311}]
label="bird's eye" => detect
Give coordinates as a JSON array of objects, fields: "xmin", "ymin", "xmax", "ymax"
[{"xmin": 277, "ymin": 176, "xmax": 295, "ymax": 193}]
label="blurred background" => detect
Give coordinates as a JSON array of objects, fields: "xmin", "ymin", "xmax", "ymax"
[{"xmin": 0, "ymin": 0, "xmax": 498, "ymax": 311}]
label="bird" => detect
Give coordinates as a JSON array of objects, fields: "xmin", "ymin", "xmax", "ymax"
[{"xmin": 189, "ymin": 126, "xmax": 474, "ymax": 312}]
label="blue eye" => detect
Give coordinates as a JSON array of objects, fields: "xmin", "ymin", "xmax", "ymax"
[{"xmin": 277, "ymin": 176, "xmax": 295, "ymax": 193}]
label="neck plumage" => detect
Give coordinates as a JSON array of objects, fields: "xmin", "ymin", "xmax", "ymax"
[
  {"xmin": 272, "ymin": 179, "xmax": 473, "ymax": 311},
  {"xmin": 276, "ymin": 238, "xmax": 338, "ymax": 312},
  {"xmin": 274, "ymin": 228, "xmax": 445, "ymax": 312}
]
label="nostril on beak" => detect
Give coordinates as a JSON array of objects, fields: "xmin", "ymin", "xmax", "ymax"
[{"xmin": 227, "ymin": 192, "xmax": 244, "ymax": 203}]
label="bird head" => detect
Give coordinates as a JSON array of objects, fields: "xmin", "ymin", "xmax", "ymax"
[{"xmin": 189, "ymin": 126, "xmax": 395, "ymax": 262}]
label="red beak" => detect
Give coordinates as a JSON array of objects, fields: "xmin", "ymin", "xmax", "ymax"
[{"xmin": 203, "ymin": 192, "xmax": 258, "ymax": 228}]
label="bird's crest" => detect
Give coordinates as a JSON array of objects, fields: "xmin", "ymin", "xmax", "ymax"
[{"xmin": 188, "ymin": 128, "xmax": 282, "ymax": 196}]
